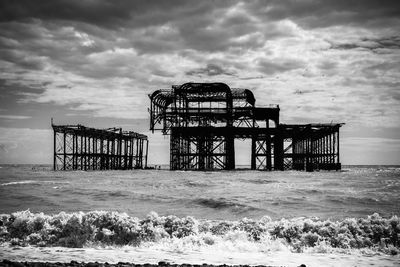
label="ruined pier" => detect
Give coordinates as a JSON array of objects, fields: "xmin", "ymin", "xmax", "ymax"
[
  {"xmin": 149, "ymin": 82, "xmax": 343, "ymax": 171},
  {"xmin": 52, "ymin": 124, "xmax": 148, "ymax": 171}
]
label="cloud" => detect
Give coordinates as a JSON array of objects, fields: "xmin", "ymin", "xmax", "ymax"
[
  {"xmin": 186, "ymin": 63, "xmax": 236, "ymax": 77},
  {"xmin": 0, "ymin": 48, "xmax": 46, "ymax": 70},
  {"xmin": 0, "ymin": 0, "xmax": 399, "ymax": 165},
  {"xmin": 0, "ymin": 0, "xmax": 229, "ymax": 34},
  {"xmin": 257, "ymin": 58, "xmax": 305, "ymax": 75},
  {"xmin": 330, "ymin": 36, "xmax": 400, "ymax": 53},
  {"xmin": 245, "ymin": 0, "xmax": 400, "ymax": 29}
]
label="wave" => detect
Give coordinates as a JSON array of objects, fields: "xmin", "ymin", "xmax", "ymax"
[
  {"xmin": 183, "ymin": 181, "xmax": 210, "ymax": 188},
  {"xmin": 0, "ymin": 180, "xmax": 67, "ymax": 186},
  {"xmin": 1, "ymin": 180, "xmax": 39, "ymax": 186},
  {"xmin": 244, "ymin": 179, "xmax": 280, "ymax": 185},
  {"xmin": 0, "ymin": 211, "xmax": 398, "ymax": 255},
  {"xmin": 192, "ymin": 198, "xmax": 258, "ymax": 212}
]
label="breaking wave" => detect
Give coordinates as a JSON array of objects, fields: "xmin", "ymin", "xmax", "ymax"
[
  {"xmin": 1, "ymin": 180, "xmax": 38, "ymax": 186},
  {"xmin": 0, "ymin": 180, "xmax": 67, "ymax": 186},
  {"xmin": 0, "ymin": 211, "xmax": 398, "ymax": 255},
  {"xmin": 192, "ymin": 198, "xmax": 258, "ymax": 212}
]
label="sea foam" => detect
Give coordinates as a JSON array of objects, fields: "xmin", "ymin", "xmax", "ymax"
[{"xmin": 0, "ymin": 210, "xmax": 398, "ymax": 255}]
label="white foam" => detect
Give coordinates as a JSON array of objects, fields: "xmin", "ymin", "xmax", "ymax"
[
  {"xmin": 0, "ymin": 245, "xmax": 398, "ymax": 267},
  {"xmin": 0, "ymin": 180, "xmax": 67, "ymax": 186},
  {"xmin": 1, "ymin": 180, "xmax": 37, "ymax": 186}
]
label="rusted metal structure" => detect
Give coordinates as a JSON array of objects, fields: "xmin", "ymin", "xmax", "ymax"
[
  {"xmin": 149, "ymin": 82, "xmax": 343, "ymax": 171},
  {"xmin": 52, "ymin": 123, "xmax": 148, "ymax": 171},
  {"xmin": 281, "ymin": 124, "xmax": 343, "ymax": 171}
]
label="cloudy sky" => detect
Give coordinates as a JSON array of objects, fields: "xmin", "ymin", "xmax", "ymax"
[{"xmin": 0, "ymin": 0, "xmax": 399, "ymax": 165}]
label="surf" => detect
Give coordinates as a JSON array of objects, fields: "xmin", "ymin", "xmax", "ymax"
[{"xmin": 0, "ymin": 210, "xmax": 398, "ymax": 256}]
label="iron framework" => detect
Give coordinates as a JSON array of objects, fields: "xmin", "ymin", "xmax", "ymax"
[
  {"xmin": 52, "ymin": 124, "xmax": 148, "ymax": 171},
  {"xmin": 280, "ymin": 124, "xmax": 342, "ymax": 171},
  {"xmin": 149, "ymin": 82, "xmax": 343, "ymax": 171}
]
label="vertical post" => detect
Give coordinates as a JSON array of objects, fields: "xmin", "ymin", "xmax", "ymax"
[
  {"xmin": 292, "ymin": 138, "xmax": 296, "ymax": 169},
  {"xmin": 266, "ymin": 136, "xmax": 272, "ymax": 170},
  {"xmin": 318, "ymin": 137, "xmax": 321, "ymax": 166},
  {"xmin": 301, "ymin": 139, "xmax": 305, "ymax": 169},
  {"xmin": 109, "ymin": 139, "xmax": 112, "ymax": 169},
  {"xmin": 118, "ymin": 129, "xmax": 122, "ymax": 169},
  {"xmin": 139, "ymin": 139, "xmax": 143, "ymax": 168},
  {"xmin": 135, "ymin": 138, "xmax": 139, "ymax": 168},
  {"xmin": 301, "ymin": 138, "xmax": 304, "ymax": 168},
  {"xmin": 150, "ymin": 100, "xmax": 153, "ymax": 131},
  {"xmin": 294, "ymin": 138, "xmax": 298, "ymax": 169},
  {"xmin": 74, "ymin": 134, "xmax": 77, "ymax": 169},
  {"xmin": 79, "ymin": 134, "xmax": 82, "ymax": 170},
  {"xmin": 72, "ymin": 133, "xmax": 75, "ymax": 170},
  {"xmin": 145, "ymin": 139, "xmax": 149, "ymax": 169},
  {"xmin": 111, "ymin": 139, "xmax": 115, "ymax": 169},
  {"xmin": 226, "ymin": 136, "xmax": 235, "ymax": 170},
  {"xmin": 124, "ymin": 138, "xmax": 127, "ymax": 169},
  {"xmin": 88, "ymin": 136, "xmax": 91, "ymax": 170},
  {"xmin": 106, "ymin": 139, "xmax": 110, "ymax": 170},
  {"xmin": 326, "ymin": 134, "xmax": 330, "ymax": 165},
  {"xmin": 118, "ymin": 136, "xmax": 122, "ymax": 169},
  {"xmin": 114, "ymin": 138, "xmax": 117, "ymax": 169},
  {"xmin": 63, "ymin": 131, "xmax": 66, "ymax": 170},
  {"xmin": 82, "ymin": 134, "xmax": 85, "ymax": 170},
  {"xmin": 305, "ymin": 138, "xmax": 309, "ymax": 171},
  {"xmin": 90, "ymin": 136, "xmax": 92, "ymax": 170},
  {"xmin": 125, "ymin": 138, "xmax": 128, "ymax": 169},
  {"xmin": 85, "ymin": 135, "xmax": 87, "ymax": 170},
  {"xmin": 327, "ymin": 134, "xmax": 330, "ymax": 164},
  {"xmin": 53, "ymin": 129, "xmax": 57, "ymax": 170},
  {"xmin": 333, "ymin": 131, "xmax": 336, "ymax": 164},
  {"xmin": 310, "ymin": 133, "xmax": 314, "ymax": 171},
  {"xmin": 93, "ymin": 137, "xmax": 95, "ymax": 170},
  {"xmin": 198, "ymin": 136, "xmax": 205, "ymax": 170},
  {"xmin": 337, "ymin": 130, "xmax": 340, "ymax": 165},
  {"xmin": 100, "ymin": 138, "xmax": 104, "ymax": 170},
  {"xmin": 97, "ymin": 137, "xmax": 99, "ymax": 169},
  {"xmin": 326, "ymin": 133, "xmax": 329, "ymax": 165},
  {"xmin": 322, "ymin": 136, "xmax": 324, "ymax": 165},
  {"xmin": 329, "ymin": 133, "xmax": 333, "ymax": 164},
  {"xmin": 129, "ymin": 138, "xmax": 133, "ymax": 169},
  {"xmin": 251, "ymin": 135, "xmax": 256, "ymax": 170},
  {"xmin": 206, "ymin": 137, "xmax": 213, "ymax": 170},
  {"xmin": 274, "ymin": 133, "xmax": 284, "ymax": 171},
  {"xmin": 170, "ymin": 134, "xmax": 174, "ymax": 170}
]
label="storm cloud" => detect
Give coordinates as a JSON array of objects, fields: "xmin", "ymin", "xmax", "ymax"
[{"xmin": 0, "ymin": 0, "xmax": 399, "ymax": 164}]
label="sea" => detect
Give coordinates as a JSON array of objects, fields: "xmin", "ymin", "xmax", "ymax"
[{"xmin": 0, "ymin": 164, "xmax": 399, "ymax": 267}]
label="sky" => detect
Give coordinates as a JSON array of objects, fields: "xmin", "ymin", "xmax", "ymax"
[{"xmin": 0, "ymin": 0, "xmax": 399, "ymax": 165}]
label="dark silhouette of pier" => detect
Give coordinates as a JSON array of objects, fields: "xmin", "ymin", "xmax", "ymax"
[
  {"xmin": 149, "ymin": 82, "xmax": 343, "ymax": 171},
  {"xmin": 52, "ymin": 123, "xmax": 148, "ymax": 170}
]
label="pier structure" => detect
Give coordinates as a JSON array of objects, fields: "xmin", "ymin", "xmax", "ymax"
[
  {"xmin": 280, "ymin": 124, "xmax": 343, "ymax": 171},
  {"xmin": 52, "ymin": 124, "xmax": 148, "ymax": 171},
  {"xmin": 149, "ymin": 82, "xmax": 343, "ymax": 171}
]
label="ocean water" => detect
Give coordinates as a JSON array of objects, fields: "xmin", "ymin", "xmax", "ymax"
[{"xmin": 0, "ymin": 164, "xmax": 399, "ymax": 266}]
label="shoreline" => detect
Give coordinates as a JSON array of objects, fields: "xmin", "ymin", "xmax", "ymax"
[{"xmin": 0, "ymin": 260, "xmax": 281, "ymax": 267}]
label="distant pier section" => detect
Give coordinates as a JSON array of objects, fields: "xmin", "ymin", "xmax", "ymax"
[
  {"xmin": 149, "ymin": 82, "xmax": 343, "ymax": 171},
  {"xmin": 52, "ymin": 124, "xmax": 148, "ymax": 171}
]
